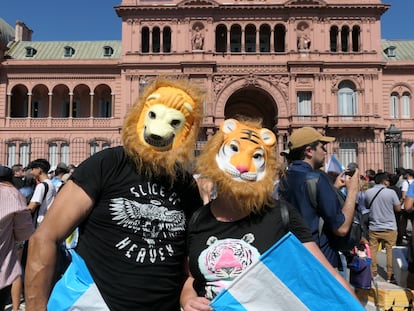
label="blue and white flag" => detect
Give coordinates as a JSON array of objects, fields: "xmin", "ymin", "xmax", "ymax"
[
  {"xmin": 48, "ymin": 250, "xmax": 109, "ymax": 311},
  {"xmin": 210, "ymin": 232, "xmax": 364, "ymax": 311},
  {"xmin": 325, "ymin": 154, "xmax": 344, "ymax": 174}
]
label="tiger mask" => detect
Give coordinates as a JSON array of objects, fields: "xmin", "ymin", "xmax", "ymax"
[{"xmin": 195, "ymin": 118, "xmax": 279, "ymax": 214}]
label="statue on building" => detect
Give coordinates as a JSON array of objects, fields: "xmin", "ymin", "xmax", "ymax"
[
  {"xmin": 192, "ymin": 26, "xmax": 204, "ymax": 50},
  {"xmin": 297, "ymin": 25, "xmax": 311, "ymax": 51}
]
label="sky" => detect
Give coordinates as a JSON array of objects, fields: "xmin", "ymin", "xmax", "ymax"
[{"xmin": 1, "ymin": 0, "xmax": 413, "ymax": 41}]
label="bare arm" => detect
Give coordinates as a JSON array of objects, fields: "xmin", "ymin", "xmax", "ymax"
[
  {"xmin": 405, "ymin": 196, "xmax": 414, "ymax": 212},
  {"xmin": 25, "ymin": 180, "xmax": 93, "ymax": 311},
  {"xmin": 333, "ymin": 169, "xmax": 359, "ymax": 236},
  {"xmin": 303, "ymin": 241, "xmax": 361, "ymax": 302}
]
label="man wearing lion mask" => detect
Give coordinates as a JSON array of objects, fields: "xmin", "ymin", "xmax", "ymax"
[
  {"xmin": 180, "ymin": 117, "xmax": 362, "ymax": 311},
  {"xmin": 25, "ymin": 77, "xmax": 205, "ymax": 311}
]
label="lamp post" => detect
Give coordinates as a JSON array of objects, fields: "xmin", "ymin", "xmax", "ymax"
[{"xmin": 384, "ymin": 124, "xmax": 402, "ymax": 172}]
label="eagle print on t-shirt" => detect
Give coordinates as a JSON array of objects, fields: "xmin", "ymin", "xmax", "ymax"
[{"xmin": 109, "ymin": 182, "xmax": 186, "ymax": 264}]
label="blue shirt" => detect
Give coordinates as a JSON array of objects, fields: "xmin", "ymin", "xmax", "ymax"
[
  {"xmin": 279, "ymin": 160, "xmax": 345, "ymax": 268},
  {"xmin": 407, "ymin": 181, "xmax": 414, "ymax": 199}
]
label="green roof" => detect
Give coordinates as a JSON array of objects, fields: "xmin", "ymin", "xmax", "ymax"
[
  {"xmin": 0, "ymin": 18, "xmax": 15, "ymax": 46},
  {"xmin": 5, "ymin": 40, "xmax": 121, "ymax": 59},
  {"xmin": 382, "ymin": 40, "xmax": 414, "ymax": 61}
]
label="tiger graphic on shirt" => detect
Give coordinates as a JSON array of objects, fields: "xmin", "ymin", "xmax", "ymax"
[{"xmin": 198, "ymin": 234, "xmax": 260, "ymax": 299}]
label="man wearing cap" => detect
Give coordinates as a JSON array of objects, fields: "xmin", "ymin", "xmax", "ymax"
[
  {"xmin": 51, "ymin": 162, "xmax": 70, "ymax": 192},
  {"xmin": 279, "ymin": 127, "xmax": 359, "ymax": 270},
  {"xmin": 27, "ymin": 159, "xmax": 56, "ymax": 228}
]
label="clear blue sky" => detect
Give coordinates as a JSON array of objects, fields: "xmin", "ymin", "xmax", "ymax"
[{"xmin": 1, "ymin": 0, "xmax": 413, "ymax": 41}]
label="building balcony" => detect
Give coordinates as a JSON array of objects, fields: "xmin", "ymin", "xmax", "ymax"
[
  {"xmin": 286, "ymin": 114, "xmax": 382, "ymax": 129},
  {"xmin": 2, "ymin": 117, "xmax": 121, "ymax": 129}
]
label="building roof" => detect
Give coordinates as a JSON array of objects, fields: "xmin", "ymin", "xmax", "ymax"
[
  {"xmin": 5, "ymin": 40, "xmax": 121, "ymax": 60},
  {"xmin": 0, "ymin": 18, "xmax": 15, "ymax": 46},
  {"xmin": 381, "ymin": 40, "xmax": 414, "ymax": 62}
]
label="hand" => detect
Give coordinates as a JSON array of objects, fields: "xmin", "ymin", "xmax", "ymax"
[
  {"xmin": 195, "ymin": 175, "xmax": 215, "ymax": 204},
  {"xmin": 182, "ymin": 296, "xmax": 213, "ymax": 311}
]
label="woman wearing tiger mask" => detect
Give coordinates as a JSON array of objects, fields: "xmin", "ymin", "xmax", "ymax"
[{"xmin": 180, "ymin": 117, "xmax": 363, "ymax": 311}]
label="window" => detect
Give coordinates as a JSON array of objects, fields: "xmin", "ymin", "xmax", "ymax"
[
  {"xmin": 103, "ymin": 46, "xmax": 114, "ymax": 57},
  {"xmin": 330, "ymin": 26, "xmax": 339, "ymax": 52},
  {"xmin": 297, "ymin": 92, "xmax": 312, "ymax": 120},
  {"xmin": 230, "ymin": 25, "xmax": 242, "ymax": 53},
  {"xmin": 274, "ymin": 24, "xmax": 285, "ymax": 52},
  {"xmin": 259, "ymin": 25, "xmax": 270, "ymax": 53},
  {"xmin": 163, "ymin": 27, "xmax": 171, "ymax": 53},
  {"xmin": 402, "ymin": 92, "xmax": 411, "ymax": 118},
  {"xmin": 338, "ymin": 81, "xmax": 357, "ymax": 119},
  {"xmin": 49, "ymin": 141, "xmax": 70, "ymax": 167},
  {"xmin": 403, "ymin": 144, "xmax": 413, "ymax": 169},
  {"xmin": 142, "ymin": 27, "xmax": 149, "ymax": 53},
  {"xmin": 99, "ymin": 99, "xmax": 112, "ymax": 118},
  {"xmin": 390, "ymin": 92, "xmax": 399, "ymax": 118},
  {"xmin": 339, "ymin": 142, "xmax": 357, "ymax": 168},
  {"xmin": 7, "ymin": 141, "xmax": 31, "ymax": 167},
  {"xmin": 64, "ymin": 46, "xmax": 75, "ymax": 57},
  {"xmin": 25, "ymin": 46, "xmax": 37, "ymax": 57},
  {"xmin": 245, "ymin": 24, "xmax": 256, "ymax": 53},
  {"xmin": 90, "ymin": 140, "xmax": 111, "ymax": 156},
  {"xmin": 152, "ymin": 27, "xmax": 160, "ymax": 53},
  {"xmin": 215, "ymin": 24, "xmax": 227, "ymax": 53}
]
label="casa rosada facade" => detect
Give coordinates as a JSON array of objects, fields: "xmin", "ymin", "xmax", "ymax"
[{"xmin": 1, "ymin": 0, "xmax": 414, "ymax": 173}]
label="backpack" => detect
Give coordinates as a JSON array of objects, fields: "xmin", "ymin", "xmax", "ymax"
[
  {"xmin": 32, "ymin": 181, "xmax": 49, "ymax": 228},
  {"xmin": 306, "ymin": 171, "xmax": 364, "ymax": 252}
]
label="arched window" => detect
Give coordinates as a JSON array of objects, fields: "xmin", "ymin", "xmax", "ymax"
[
  {"xmin": 330, "ymin": 26, "xmax": 339, "ymax": 52},
  {"xmin": 245, "ymin": 24, "xmax": 256, "ymax": 53},
  {"xmin": 402, "ymin": 92, "xmax": 411, "ymax": 118},
  {"xmin": 338, "ymin": 81, "xmax": 357, "ymax": 117},
  {"xmin": 352, "ymin": 25, "xmax": 360, "ymax": 52},
  {"xmin": 259, "ymin": 24, "xmax": 270, "ymax": 52},
  {"xmin": 341, "ymin": 26, "xmax": 350, "ymax": 52},
  {"xmin": 152, "ymin": 27, "xmax": 160, "ymax": 53},
  {"xmin": 230, "ymin": 25, "xmax": 242, "ymax": 53},
  {"xmin": 215, "ymin": 24, "xmax": 227, "ymax": 53},
  {"xmin": 6, "ymin": 140, "xmax": 31, "ymax": 167},
  {"xmin": 163, "ymin": 26, "xmax": 171, "ymax": 53},
  {"xmin": 142, "ymin": 27, "xmax": 149, "ymax": 53},
  {"xmin": 49, "ymin": 140, "xmax": 70, "ymax": 168},
  {"xmin": 274, "ymin": 24, "xmax": 285, "ymax": 52},
  {"xmin": 90, "ymin": 139, "xmax": 111, "ymax": 156},
  {"xmin": 390, "ymin": 92, "xmax": 399, "ymax": 118}
]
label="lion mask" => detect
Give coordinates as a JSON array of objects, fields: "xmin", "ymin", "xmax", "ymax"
[{"xmin": 122, "ymin": 77, "xmax": 204, "ymax": 181}]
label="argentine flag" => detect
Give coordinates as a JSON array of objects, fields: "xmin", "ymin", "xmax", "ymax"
[
  {"xmin": 48, "ymin": 250, "xmax": 109, "ymax": 310},
  {"xmin": 210, "ymin": 232, "xmax": 364, "ymax": 311}
]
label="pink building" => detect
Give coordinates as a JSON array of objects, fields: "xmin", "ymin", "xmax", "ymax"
[{"xmin": 0, "ymin": 0, "xmax": 413, "ymax": 173}]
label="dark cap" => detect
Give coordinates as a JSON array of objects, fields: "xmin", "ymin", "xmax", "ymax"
[
  {"xmin": 27, "ymin": 158, "xmax": 51, "ymax": 174},
  {"xmin": 405, "ymin": 169, "xmax": 414, "ymax": 177},
  {"xmin": 0, "ymin": 165, "xmax": 13, "ymax": 182}
]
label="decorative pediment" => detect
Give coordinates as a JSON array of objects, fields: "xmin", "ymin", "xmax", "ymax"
[
  {"xmin": 284, "ymin": 0, "xmax": 327, "ymax": 7},
  {"xmin": 177, "ymin": 0, "xmax": 219, "ymax": 7}
]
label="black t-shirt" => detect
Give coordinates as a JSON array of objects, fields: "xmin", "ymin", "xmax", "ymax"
[
  {"xmin": 72, "ymin": 146, "xmax": 202, "ymax": 311},
  {"xmin": 187, "ymin": 201, "xmax": 313, "ymax": 299}
]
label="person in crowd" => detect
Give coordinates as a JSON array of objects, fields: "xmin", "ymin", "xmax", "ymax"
[
  {"xmin": 51, "ymin": 162, "xmax": 70, "ymax": 192},
  {"xmin": 365, "ymin": 172, "xmax": 401, "ymax": 283},
  {"xmin": 26, "ymin": 159, "xmax": 56, "ymax": 228},
  {"xmin": 11, "ymin": 164, "xmax": 25, "ymax": 189},
  {"xmin": 278, "ymin": 126, "xmax": 359, "ymax": 271},
  {"xmin": 180, "ymin": 118, "xmax": 362, "ymax": 311},
  {"xmin": 0, "ymin": 166, "xmax": 34, "ymax": 311},
  {"xmin": 24, "ymin": 77, "xmax": 205, "ymax": 310},
  {"xmin": 365, "ymin": 169, "xmax": 376, "ymax": 188},
  {"xmin": 398, "ymin": 169, "xmax": 414, "ymax": 245}
]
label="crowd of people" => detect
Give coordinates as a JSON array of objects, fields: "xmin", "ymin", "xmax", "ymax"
[
  {"xmin": 0, "ymin": 160, "xmax": 75, "ymax": 310},
  {"xmin": 2, "ymin": 77, "xmax": 412, "ymax": 310}
]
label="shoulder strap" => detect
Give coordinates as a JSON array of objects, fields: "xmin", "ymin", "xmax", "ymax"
[
  {"xmin": 306, "ymin": 172, "xmax": 320, "ymax": 211},
  {"xmin": 367, "ymin": 187, "xmax": 385, "ymax": 209},
  {"xmin": 42, "ymin": 181, "xmax": 49, "ymax": 202},
  {"xmin": 279, "ymin": 200, "xmax": 289, "ymax": 233}
]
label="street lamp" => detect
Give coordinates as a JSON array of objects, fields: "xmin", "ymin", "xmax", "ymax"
[{"xmin": 384, "ymin": 124, "xmax": 402, "ymax": 172}]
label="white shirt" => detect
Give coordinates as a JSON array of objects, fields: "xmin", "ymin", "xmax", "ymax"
[{"xmin": 30, "ymin": 179, "xmax": 56, "ymax": 226}]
